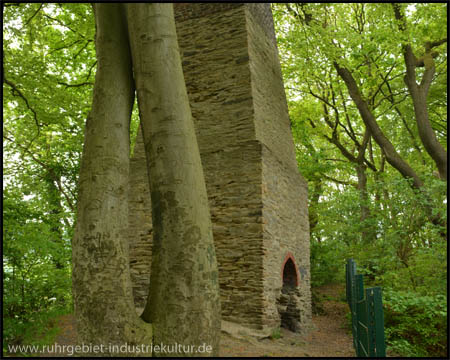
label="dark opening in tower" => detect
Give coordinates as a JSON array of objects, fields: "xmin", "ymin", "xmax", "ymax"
[
  {"xmin": 283, "ymin": 258, "xmax": 298, "ymax": 288},
  {"xmin": 277, "ymin": 255, "xmax": 302, "ymax": 332}
]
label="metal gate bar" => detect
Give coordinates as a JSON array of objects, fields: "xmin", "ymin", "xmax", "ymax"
[{"xmin": 346, "ymin": 259, "xmax": 386, "ymax": 357}]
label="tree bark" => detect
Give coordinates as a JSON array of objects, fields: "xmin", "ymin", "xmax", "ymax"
[
  {"xmin": 334, "ymin": 61, "xmax": 425, "ymax": 190},
  {"xmin": 45, "ymin": 173, "xmax": 65, "ymax": 269},
  {"xmin": 126, "ymin": 3, "xmax": 221, "ymax": 357},
  {"xmin": 356, "ymin": 130, "xmax": 372, "ymax": 243},
  {"xmin": 320, "ymin": 97, "xmax": 375, "ymax": 242},
  {"xmin": 392, "ymin": 4, "xmax": 447, "ymax": 180},
  {"xmin": 72, "ymin": 4, "xmax": 152, "ymax": 355},
  {"xmin": 308, "ymin": 179, "xmax": 322, "ymax": 240},
  {"xmin": 356, "ymin": 163, "xmax": 371, "ymax": 240},
  {"xmin": 334, "ymin": 61, "xmax": 446, "ymax": 232}
]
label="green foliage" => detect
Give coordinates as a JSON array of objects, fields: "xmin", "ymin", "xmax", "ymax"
[
  {"xmin": 383, "ymin": 290, "xmax": 447, "ymax": 357},
  {"xmin": 2, "ymin": 3, "xmax": 447, "ymax": 356},
  {"xmin": 3, "ymin": 188, "xmax": 72, "ymax": 348},
  {"xmin": 273, "ymin": 3, "xmax": 447, "ymax": 357},
  {"xmin": 310, "ymin": 240, "xmax": 344, "ymax": 287},
  {"xmin": 3, "ymin": 3, "xmax": 92, "ymax": 347},
  {"xmin": 270, "ymin": 327, "xmax": 282, "ymax": 340},
  {"xmin": 3, "ymin": 306, "xmax": 69, "ymax": 355}
]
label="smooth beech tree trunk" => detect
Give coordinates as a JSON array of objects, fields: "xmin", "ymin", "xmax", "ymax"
[
  {"xmin": 72, "ymin": 4, "xmax": 152, "ymax": 355},
  {"xmin": 126, "ymin": 3, "xmax": 221, "ymax": 357}
]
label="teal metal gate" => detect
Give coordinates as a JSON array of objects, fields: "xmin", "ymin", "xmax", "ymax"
[{"xmin": 346, "ymin": 259, "xmax": 386, "ymax": 357}]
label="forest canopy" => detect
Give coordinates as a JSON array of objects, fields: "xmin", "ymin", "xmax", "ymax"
[
  {"xmin": 3, "ymin": 2, "xmax": 447, "ymax": 357},
  {"xmin": 272, "ymin": 3, "xmax": 447, "ymax": 356}
]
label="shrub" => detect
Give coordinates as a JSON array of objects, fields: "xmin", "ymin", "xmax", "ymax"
[
  {"xmin": 270, "ymin": 327, "xmax": 282, "ymax": 339},
  {"xmin": 383, "ymin": 289, "xmax": 447, "ymax": 357},
  {"xmin": 310, "ymin": 240, "xmax": 344, "ymax": 287}
]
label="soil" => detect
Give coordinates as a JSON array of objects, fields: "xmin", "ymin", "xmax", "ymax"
[
  {"xmin": 220, "ymin": 283, "xmax": 355, "ymax": 357},
  {"xmin": 30, "ymin": 283, "xmax": 356, "ymax": 357}
]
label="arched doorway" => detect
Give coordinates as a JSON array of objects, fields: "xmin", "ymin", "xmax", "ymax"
[
  {"xmin": 277, "ymin": 253, "xmax": 302, "ymax": 332},
  {"xmin": 283, "ymin": 257, "xmax": 298, "ymax": 288}
]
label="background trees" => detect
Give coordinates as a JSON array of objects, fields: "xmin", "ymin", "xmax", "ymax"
[
  {"xmin": 272, "ymin": 3, "xmax": 447, "ymax": 356},
  {"xmin": 3, "ymin": 3, "xmax": 95, "ymax": 349}
]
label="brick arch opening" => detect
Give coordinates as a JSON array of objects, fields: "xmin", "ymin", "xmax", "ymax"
[
  {"xmin": 277, "ymin": 253, "xmax": 302, "ymax": 332},
  {"xmin": 282, "ymin": 255, "xmax": 299, "ymax": 288}
]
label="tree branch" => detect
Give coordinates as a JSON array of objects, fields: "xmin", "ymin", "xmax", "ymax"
[
  {"xmin": 3, "ymin": 132, "xmax": 75, "ymax": 212},
  {"xmin": 43, "ymin": 13, "xmax": 85, "ymax": 38},
  {"xmin": 57, "ymin": 81, "xmax": 94, "ymax": 88},
  {"xmin": 86, "ymin": 60, "xmax": 97, "ymax": 81},
  {"xmin": 391, "ymin": 3, "xmax": 447, "ymax": 180},
  {"xmin": 50, "ymin": 39, "xmax": 83, "ymax": 53},
  {"xmin": 323, "ymin": 174, "xmax": 357, "ymax": 187},
  {"xmin": 25, "ymin": 3, "xmax": 43, "ymax": 25},
  {"xmin": 4, "ymin": 77, "xmax": 45, "ymax": 131},
  {"xmin": 333, "ymin": 61, "xmax": 424, "ymax": 189},
  {"xmin": 426, "ymin": 38, "xmax": 447, "ymax": 51},
  {"xmin": 73, "ymin": 39, "xmax": 93, "ymax": 59}
]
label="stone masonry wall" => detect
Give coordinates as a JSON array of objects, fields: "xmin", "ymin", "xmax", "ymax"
[
  {"xmin": 129, "ymin": 3, "xmax": 266, "ymax": 329},
  {"xmin": 245, "ymin": 4, "xmax": 312, "ymax": 332},
  {"xmin": 261, "ymin": 147, "xmax": 312, "ymax": 333},
  {"xmin": 246, "ymin": 4, "xmax": 298, "ymax": 171},
  {"xmin": 128, "ymin": 3, "xmax": 311, "ymax": 332},
  {"xmin": 176, "ymin": 3, "xmax": 265, "ymax": 329}
]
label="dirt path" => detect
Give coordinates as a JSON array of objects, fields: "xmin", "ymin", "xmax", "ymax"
[
  {"xmin": 36, "ymin": 283, "xmax": 354, "ymax": 357},
  {"xmin": 220, "ymin": 283, "xmax": 354, "ymax": 357}
]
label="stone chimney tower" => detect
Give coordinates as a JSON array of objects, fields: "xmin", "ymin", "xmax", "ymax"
[{"xmin": 128, "ymin": 3, "xmax": 312, "ymax": 334}]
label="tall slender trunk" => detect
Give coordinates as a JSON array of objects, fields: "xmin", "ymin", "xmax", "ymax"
[
  {"xmin": 308, "ymin": 179, "xmax": 322, "ymax": 241},
  {"xmin": 334, "ymin": 62, "xmax": 446, "ymax": 231},
  {"xmin": 356, "ymin": 163, "xmax": 371, "ymax": 242},
  {"xmin": 334, "ymin": 62, "xmax": 424, "ymax": 189},
  {"xmin": 402, "ymin": 46, "xmax": 447, "ymax": 181},
  {"xmin": 46, "ymin": 174, "xmax": 65, "ymax": 269},
  {"xmin": 72, "ymin": 4, "xmax": 151, "ymax": 354},
  {"xmin": 392, "ymin": 4, "xmax": 447, "ymax": 181},
  {"xmin": 126, "ymin": 3, "xmax": 221, "ymax": 356}
]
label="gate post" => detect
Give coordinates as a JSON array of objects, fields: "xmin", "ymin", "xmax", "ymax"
[
  {"xmin": 366, "ymin": 287, "xmax": 386, "ymax": 357},
  {"xmin": 346, "ymin": 259, "xmax": 386, "ymax": 357}
]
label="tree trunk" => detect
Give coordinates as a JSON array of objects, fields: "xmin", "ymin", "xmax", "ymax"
[
  {"xmin": 308, "ymin": 179, "xmax": 322, "ymax": 241},
  {"xmin": 334, "ymin": 62, "xmax": 425, "ymax": 189},
  {"xmin": 46, "ymin": 173, "xmax": 65, "ymax": 269},
  {"xmin": 402, "ymin": 46, "xmax": 447, "ymax": 181},
  {"xmin": 72, "ymin": 4, "xmax": 152, "ymax": 355},
  {"xmin": 334, "ymin": 62, "xmax": 446, "ymax": 232},
  {"xmin": 356, "ymin": 163, "xmax": 371, "ymax": 241},
  {"xmin": 355, "ymin": 130, "xmax": 373, "ymax": 243},
  {"xmin": 126, "ymin": 3, "xmax": 221, "ymax": 357},
  {"xmin": 392, "ymin": 4, "xmax": 447, "ymax": 181}
]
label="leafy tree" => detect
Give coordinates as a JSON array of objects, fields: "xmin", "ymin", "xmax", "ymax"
[
  {"xmin": 4, "ymin": 3, "xmax": 221, "ymax": 355},
  {"xmin": 3, "ymin": 2, "xmax": 446, "ymax": 357},
  {"xmin": 3, "ymin": 3, "xmax": 94, "ymax": 350},
  {"xmin": 273, "ymin": 3, "xmax": 447, "ymax": 356}
]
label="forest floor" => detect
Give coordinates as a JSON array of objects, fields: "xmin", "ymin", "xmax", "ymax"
[
  {"xmin": 20, "ymin": 283, "xmax": 355, "ymax": 357},
  {"xmin": 220, "ymin": 282, "xmax": 355, "ymax": 357}
]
